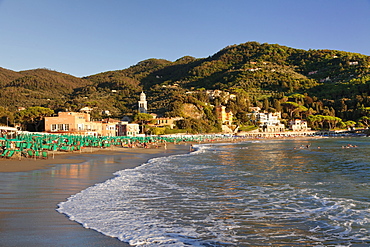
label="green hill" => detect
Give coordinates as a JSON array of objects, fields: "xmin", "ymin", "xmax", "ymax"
[
  {"xmin": 0, "ymin": 68, "xmax": 95, "ymax": 111},
  {"xmin": 1, "ymin": 41, "xmax": 370, "ymax": 131}
]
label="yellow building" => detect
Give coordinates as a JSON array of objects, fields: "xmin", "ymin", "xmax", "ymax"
[
  {"xmin": 151, "ymin": 117, "xmax": 183, "ymax": 129},
  {"xmin": 215, "ymin": 105, "xmax": 233, "ymax": 125}
]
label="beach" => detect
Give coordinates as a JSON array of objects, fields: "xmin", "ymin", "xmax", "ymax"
[{"xmin": 0, "ymin": 143, "xmax": 191, "ymax": 247}]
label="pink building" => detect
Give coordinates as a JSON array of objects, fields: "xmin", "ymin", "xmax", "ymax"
[{"xmin": 44, "ymin": 112, "xmax": 119, "ymax": 136}]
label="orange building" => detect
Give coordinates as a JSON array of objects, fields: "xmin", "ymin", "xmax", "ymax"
[
  {"xmin": 101, "ymin": 118, "xmax": 121, "ymax": 136},
  {"xmin": 44, "ymin": 112, "xmax": 120, "ymax": 136},
  {"xmin": 215, "ymin": 105, "xmax": 233, "ymax": 125}
]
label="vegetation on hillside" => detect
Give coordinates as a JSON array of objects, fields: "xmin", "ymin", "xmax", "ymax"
[{"xmin": 1, "ymin": 42, "xmax": 369, "ymax": 132}]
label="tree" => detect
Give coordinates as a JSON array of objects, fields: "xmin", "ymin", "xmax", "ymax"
[
  {"xmin": 307, "ymin": 115, "xmax": 322, "ymax": 130},
  {"xmin": 263, "ymin": 98, "xmax": 270, "ymax": 111},
  {"xmin": 16, "ymin": 107, "xmax": 54, "ymax": 131},
  {"xmin": 133, "ymin": 113, "xmax": 153, "ymax": 134},
  {"xmin": 133, "ymin": 113, "xmax": 153, "ymax": 123},
  {"xmin": 0, "ymin": 107, "xmax": 14, "ymax": 126},
  {"xmin": 343, "ymin": 120, "xmax": 356, "ymax": 129},
  {"xmin": 358, "ymin": 116, "xmax": 370, "ymax": 127},
  {"xmin": 323, "ymin": 116, "xmax": 342, "ymax": 130},
  {"xmin": 273, "ymin": 99, "xmax": 281, "ymax": 112},
  {"xmin": 281, "ymin": 102, "xmax": 308, "ymax": 119},
  {"xmin": 289, "ymin": 93, "xmax": 305, "ymax": 104}
]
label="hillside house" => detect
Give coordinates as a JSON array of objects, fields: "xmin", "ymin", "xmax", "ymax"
[
  {"xmin": 79, "ymin": 106, "xmax": 93, "ymax": 113},
  {"xmin": 248, "ymin": 108, "xmax": 285, "ymax": 132},
  {"xmin": 151, "ymin": 117, "xmax": 183, "ymax": 129},
  {"xmin": 289, "ymin": 119, "xmax": 309, "ymax": 131},
  {"xmin": 215, "ymin": 105, "xmax": 233, "ymax": 125}
]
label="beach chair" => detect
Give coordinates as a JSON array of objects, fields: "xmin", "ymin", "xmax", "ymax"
[
  {"xmin": 42, "ymin": 144, "xmax": 50, "ymax": 150},
  {"xmin": 5, "ymin": 150, "xmax": 15, "ymax": 159},
  {"xmin": 0, "ymin": 149, "xmax": 9, "ymax": 158},
  {"xmin": 27, "ymin": 150, "xmax": 34, "ymax": 158},
  {"xmin": 41, "ymin": 151, "xmax": 48, "ymax": 159},
  {"xmin": 59, "ymin": 146, "xmax": 70, "ymax": 152}
]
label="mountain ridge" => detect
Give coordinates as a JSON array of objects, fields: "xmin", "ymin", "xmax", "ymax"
[{"xmin": 1, "ymin": 41, "xmax": 369, "ymax": 131}]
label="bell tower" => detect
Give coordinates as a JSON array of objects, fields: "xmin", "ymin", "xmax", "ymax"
[{"xmin": 138, "ymin": 91, "xmax": 147, "ymax": 113}]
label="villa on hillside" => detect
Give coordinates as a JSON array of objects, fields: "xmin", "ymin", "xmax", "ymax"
[
  {"xmin": 248, "ymin": 107, "xmax": 285, "ymax": 132},
  {"xmin": 206, "ymin": 90, "xmax": 236, "ymax": 103},
  {"xmin": 215, "ymin": 105, "xmax": 239, "ymax": 133},
  {"xmin": 215, "ymin": 105, "xmax": 233, "ymax": 125},
  {"xmin": 289, "ymin": 119, "xmax": 310, "ymax": 131},
  {"xmin": 79, "ymin": 106, "xmax": 93, "ymax": 113},
  {"xmin": 149, "ymin": 117, "xmax": 183, "ymax": 129}
]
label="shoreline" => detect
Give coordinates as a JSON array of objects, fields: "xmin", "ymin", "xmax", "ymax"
[
  {"xmin": 0, "ymin": 143, "xmax": 188, "ymax": 173},
  {"xmin": 0, "ymin": 135, "xmax": 327, "ymax": 173},
  {"xmin": 0, "ymin": 143, "xmax": 191, "ymax": 247}
]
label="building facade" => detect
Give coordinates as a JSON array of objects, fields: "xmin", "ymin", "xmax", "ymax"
[
  {"xmin": 116, "ymin": 122, "xmax": 140, "ymax": 136},
  {"xmin": 215, "ymin": 105, "xmax": 233, "ymax": 125},
  {"xmin": 44, "ymin": 112, "xmax": 120, "ymax": 136},
  {"xmin": 150, "ymin": 117, "xmax": 183, "ymax": 129},
  {"xmin": 289, "ymin": 119, "xmax": 309, "ymax": 131},
  {"xmin": 248, "ymin": 108, "xmax": 285, "ymax": 132}
]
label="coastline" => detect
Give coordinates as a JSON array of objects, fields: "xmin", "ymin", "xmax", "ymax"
[
  {"xmin": 0, "ymin": 143, "xmax": 189, "ymax": 173},
  {"xmin": 0, "ymin": 135, "xmax": 331, "ymax": 246},
  {"xmin": 0, "ymin": 143, "xmax": 191, "ymax": 247},
  {"xmin": 0, "ymin": 135, "xmax": 325, "ymax": 173}
]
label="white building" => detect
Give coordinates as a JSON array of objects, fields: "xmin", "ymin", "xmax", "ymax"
[
  {"xmin": 116, "ymin": 122, "xmax": 140, "ymax": 137},
  {"xmin": 79, "ymin": 106, "xmax": 93, "ymax": 113},
  {"xmin": 289, "ymin": 119, "xmax": 309, "ymax": 131},
  {"xmin": 138, "ymin": 91, "xmax": 148, "ymax": 114},
  {"xmin": 248, "ymin": 108, "xmax": 285, "ymax": 132}
]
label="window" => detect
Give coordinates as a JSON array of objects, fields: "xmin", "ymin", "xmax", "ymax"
[
  {"xmin": 78, "ymin": 124, "xmax": 84, "ymax": 130},
  {"xmin": 51, "ymin": 124, "xmax": 69, "ymax": 131}
]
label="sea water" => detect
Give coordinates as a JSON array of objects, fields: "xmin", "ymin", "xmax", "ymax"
[{"xmin": 57, "ymin": 137, "xmax": 370, "ymax": 246}]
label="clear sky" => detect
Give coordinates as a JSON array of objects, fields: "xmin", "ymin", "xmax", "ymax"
[{"xmin": 1, "ymin": 0, "xmax": 369, "ymax": 77}]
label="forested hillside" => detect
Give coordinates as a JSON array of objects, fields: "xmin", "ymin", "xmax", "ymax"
[{"xmin": 1, "ymin": 42, "xmax": 370, "ymax": 132}]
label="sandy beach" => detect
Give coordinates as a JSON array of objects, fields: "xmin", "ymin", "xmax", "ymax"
[{"xmin": 0, "ymin": 143, "xmax": 191, "ymax": 247}]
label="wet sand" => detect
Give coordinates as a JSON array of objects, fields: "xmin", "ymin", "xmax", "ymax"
[{"xmin": 0, "ymin": 144, "xmax": 191, "ymax": 247}]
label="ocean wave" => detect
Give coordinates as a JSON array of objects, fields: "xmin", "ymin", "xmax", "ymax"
[{"xmin": 57, "ymin": 139, "xmax": 370, "ymax": 246}]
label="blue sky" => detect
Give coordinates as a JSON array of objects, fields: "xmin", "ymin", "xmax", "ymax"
[{"xmin": 1, "ymin": 0, "xmax": 369, "ymax": 77}]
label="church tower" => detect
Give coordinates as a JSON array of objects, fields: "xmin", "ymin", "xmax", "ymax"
[{"xmin": 138, "ymin": 91, "xmax": 147, "ymax": 113}]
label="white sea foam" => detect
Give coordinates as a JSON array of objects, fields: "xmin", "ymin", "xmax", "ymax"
[
  {"xmin": 57, "ymin": 141, "xmax": 370, "ymax": 246},
  {"xmin": 57, "ymin": 153, "xmax": 235, "ymax": 246}
]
